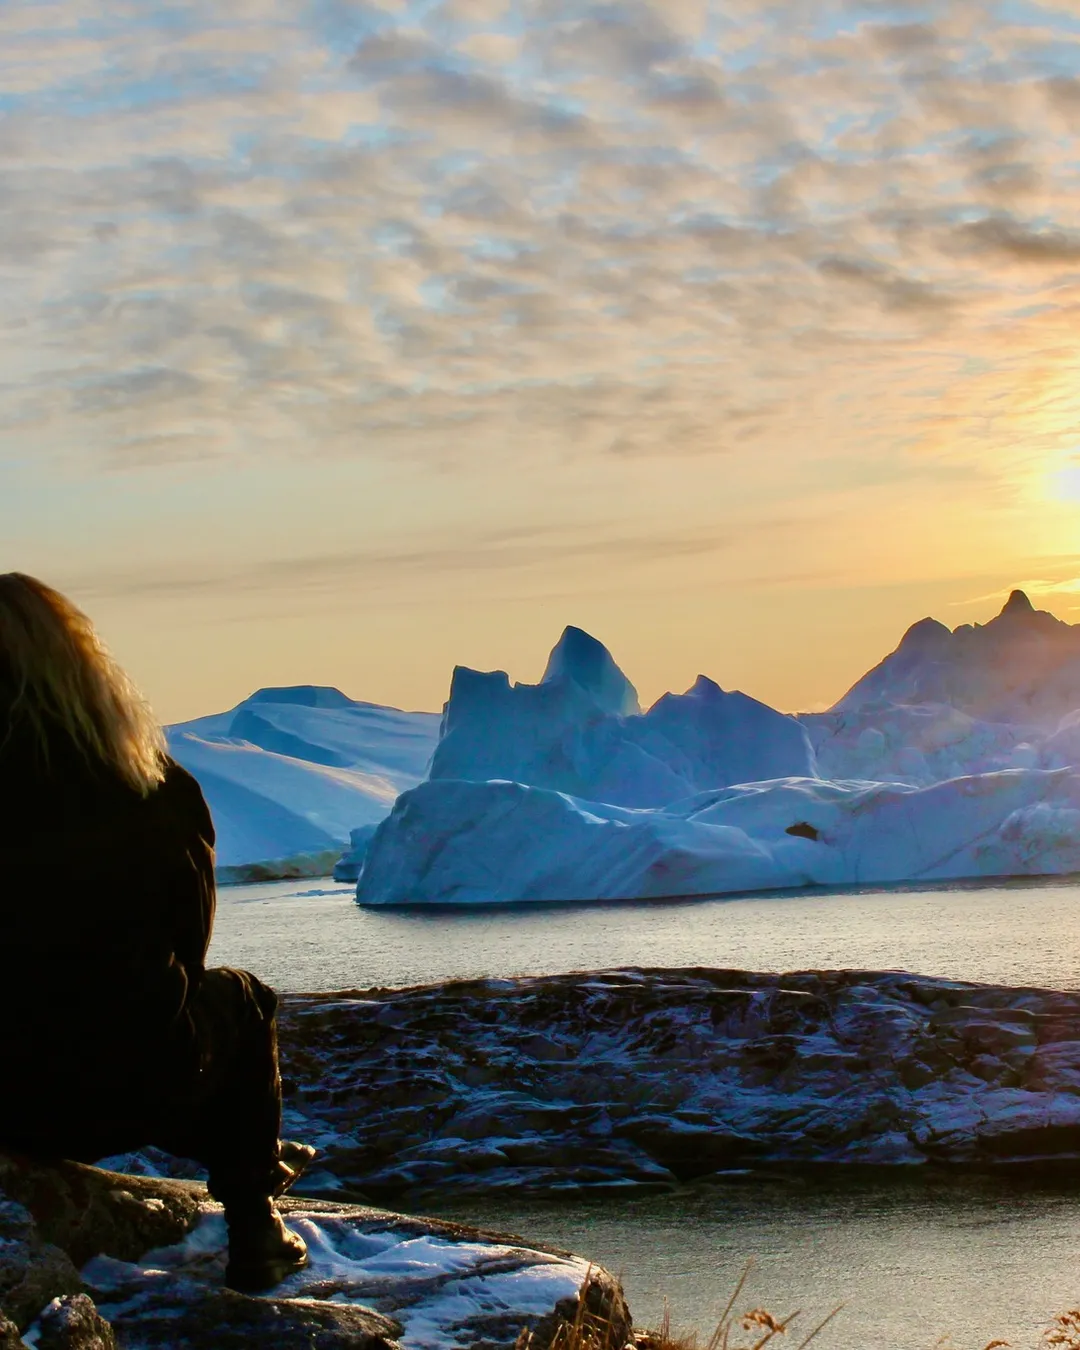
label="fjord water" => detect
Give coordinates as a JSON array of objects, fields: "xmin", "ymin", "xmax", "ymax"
[
  {"xmin": 208, "ymin": 878, "xmax": 1080, "ymax": 1347},
  {"xmin": 209, "ymin": 876, "xmax": 1080, "ymax": 994},
  {"xmin": 427, "ymin": 1178, "xmax": 1080, "ymax": 1350}
]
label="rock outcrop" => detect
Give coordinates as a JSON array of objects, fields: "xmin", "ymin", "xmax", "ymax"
[
  {"xmin": 15, "ymin": 963, "xmax": 1080, "ymax": 1342},
  {"xmin": 37, "ymin": 1293, "xmax": 117, "ymax": 1350},
  {"xmin": 0, "ymin": 1193, "xmax": 83, "ymax": 1332},
  {"xmin": 272, "ymin": 968, "xmax": 1080, "ymax": 1197},
  {"xmin": 0, "ymin": 1155, "xmax": 201, "ymax": 1268},
  {"xmin": 0, "ymin": 1155, "xmax": 629, "ymax": 1350}
]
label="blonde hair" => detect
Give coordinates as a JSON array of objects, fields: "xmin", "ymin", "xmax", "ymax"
[{"xmin": 0, "ymin": 573, "xmax": 166, "ymax": 795}]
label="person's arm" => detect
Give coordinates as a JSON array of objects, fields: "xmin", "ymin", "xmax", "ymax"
[{"xmin": 160, "ymin": 758, "xmax": 217, "ymax": 985}]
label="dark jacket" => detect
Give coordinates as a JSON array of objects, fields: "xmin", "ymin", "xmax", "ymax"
[{"xmin": 0, "ymin": 736, "xmax": 216, "ymax": 1123}]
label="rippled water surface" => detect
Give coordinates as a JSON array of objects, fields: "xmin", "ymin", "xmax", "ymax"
[
  {"xmin": 209, "ymin": 876, "xmax": 1080, "ymax": 993},
  {"xmin": 207, "ymin": 877, "xmax": 1080, "ymax": 1346}
]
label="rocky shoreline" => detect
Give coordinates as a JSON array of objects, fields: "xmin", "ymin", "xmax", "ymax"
[
  {"xmin": 0, "ymin": 1155, "xmax": 628, "ymax": 1349},
  {"xmin": 9, "ymin": 963, "xmax": 1080, "ymax": 1346},
  {"xmin": 275, "ymin": 967, "xmax": 1080, "ymax": 1198}
]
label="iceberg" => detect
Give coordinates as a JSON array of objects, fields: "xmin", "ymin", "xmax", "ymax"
[
  {"xmin": 802, "ymin": 701, "xmax": 1034, "ymax": 785},
  {"xmin": 430, "ymin": 628, "xmax": 816, "ymax": 807},
  {"xmin": 356, "ymin": 769, "xmax": 1080, "ymax": 906},
  {"xmin": 799, "ymin": 592, "xmax": 1080, "ymax": 784},
  {"xmin": 540, "ymin": 623, "xmax": 641, "ymax": 716},
  {"xmin": 171, "ymin": 593, "xmax": 1080, "ymax": 892},
  {"xmin": 331, "ymin": 823, "xmax": 380, "ymax": 883},
  {"xmin": 836, "ymin": 590, "xmax": 1080, "ymax": 727},
  {"xmin": 353, "ymin": 610, "xmax": 1080, "ymax": 905},
  {"xmin": 167, "ymin": 687, "xmax": 440, "ymax": 873}
]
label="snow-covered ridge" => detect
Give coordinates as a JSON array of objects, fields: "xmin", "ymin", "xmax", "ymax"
[{"xmin": 166, "ymin": 687, "xmax": 440, "ymax": 873}]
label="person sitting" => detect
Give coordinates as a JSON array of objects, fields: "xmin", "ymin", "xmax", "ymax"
[{"xmin": 0, "ymin": 572, "xmax": 313, "ymax": 1292}]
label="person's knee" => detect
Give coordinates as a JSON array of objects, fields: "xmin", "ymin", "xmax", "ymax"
[{"xmin": 198, "ymin": 967, "xmax": 279, "ymax": 1021}]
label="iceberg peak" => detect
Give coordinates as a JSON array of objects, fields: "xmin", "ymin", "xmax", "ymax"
[
  {"xmin": 897, "ymin": 616, "xmax": 950, "ymax": 650},
  {"xmin": 541, "ymin": 626, "xmax": 641, "ymax": 717},
  {"xmin": 1000, "ymin": 588, "xmax": 1035, "ymax": 617},
  {"xmin": 243, "ymin": 685, "xmax": 354, "ymax": 710},
  {"xmin": 686, "ymin": 674, "xmax": 724, "ymax": 699}
]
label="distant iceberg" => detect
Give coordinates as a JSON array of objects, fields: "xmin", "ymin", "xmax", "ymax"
[
  {"xmin": 803, "ymin": 701, "xmax": 1034, "ymax": 786},
  {"xmin": 169, "ymin": 592, "xmax": 1080, "ymax": 893},
  {"xmin": 167, "ymin": 687, "xmax": 440, "ymax": 875},
  {"xmin": 834, "ymin": 589, "xmax": 1080, "ymax": 726},
  {"xmin": 540, "ymin": 623, "xmax": 642, "ymax": 716},
  {"xmin": 801, "ymin": 591, "xmax": 1080, "ymax": 786}
]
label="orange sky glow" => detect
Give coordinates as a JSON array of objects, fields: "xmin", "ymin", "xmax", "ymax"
[{"xmin": 3, "ymin": 0, "xmax": 1080, "ymax": 722}]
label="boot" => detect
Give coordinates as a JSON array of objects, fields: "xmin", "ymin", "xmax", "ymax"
[
  {"xmin": 224, "ymin": 1197, "xmax": 309, "ymax": 1293},
  {"xmin": 271, "ymin": 1140, "xmax": 317, "ymax": 1198}
]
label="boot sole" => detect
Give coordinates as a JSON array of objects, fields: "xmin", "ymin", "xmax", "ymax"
[{"xmin": 225, "ymin": 1247, "xmax": 310, "ymax": 1295}]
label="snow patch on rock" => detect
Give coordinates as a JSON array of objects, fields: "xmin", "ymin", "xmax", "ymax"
[{"xmin": 82, "ymin": 1201, "xmax": 602, "ymax": 1350}]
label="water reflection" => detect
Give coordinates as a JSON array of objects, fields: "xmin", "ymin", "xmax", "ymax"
[{"xmin": 426, "ymin": 1173, "xmax": 1080, "ymax": 1350}]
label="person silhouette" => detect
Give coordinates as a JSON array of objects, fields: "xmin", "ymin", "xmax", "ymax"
[{"xmin": 0, "ymin": 572, "xmax": 313, "ymax": 1292}]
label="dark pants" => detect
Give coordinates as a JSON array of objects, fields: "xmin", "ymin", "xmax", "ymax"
[{"xmin": 0, "ymin": 968, "xmax": 283, "ymax": 1207}]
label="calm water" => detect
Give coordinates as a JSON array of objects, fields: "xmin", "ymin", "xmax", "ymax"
[
  {"xmin": 208, "ymin": 878, "xmax": 1080, "ymax": 1347},
  {"xmin": 426, "ymin": 1177, "xmax": 1080, "ymax": 1350},
  {"xmin": 209, "ymin": 875, "xmax": 1080, "ymax": 993}
]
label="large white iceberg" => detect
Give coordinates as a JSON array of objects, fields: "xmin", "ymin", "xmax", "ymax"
[
  {"xmin": 355, "ymin": 769, "xmax": 1080, "ymax": 906},
  {"xmin": 354, "ymin": 606, "xmax": 1080, "ymax": 905},
  {"xmin": 430, "ymin": 626, "xmax": 816, "ymax": 806},
  {"xmin": 167, "ymin": 686, "xmax": 440, "ymax": 874}
]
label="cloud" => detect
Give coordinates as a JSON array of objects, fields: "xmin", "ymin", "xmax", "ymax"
[
  {"xmin": 817, "ymin": 255, "xmax": 954, "ymax": 315},
  {"xmin": 1, "ymin": 0, "xmax": 1079, "ymax": 489},
  {"xmin": 64, "ymin": 522, "xmax": 732, "ymax": 602},
  {"xmin": 952, "ymin": 216, "xmax": 1080, "ymax": 265}
]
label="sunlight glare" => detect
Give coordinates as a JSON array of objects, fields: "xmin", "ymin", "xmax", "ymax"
[{"xmin": 1046, "ymin": 452, "xmax": 1080, "ymax": 503}]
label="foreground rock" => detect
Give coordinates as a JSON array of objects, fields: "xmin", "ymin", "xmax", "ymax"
[
  {"xmin": 0, "ymin": 1156, "xmax": 628, "ymax": 1349},
  {"xmin": 272, "ymin": 968, "xmax": 1080, "ymax": 1197}
]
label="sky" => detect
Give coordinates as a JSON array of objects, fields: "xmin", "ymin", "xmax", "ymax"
[{"xmin": 3, "ymin": 0, "xmax": 1080, "ymax": 721}]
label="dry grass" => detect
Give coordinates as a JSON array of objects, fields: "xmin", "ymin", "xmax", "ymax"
[
  {"xmin": 1044, "ymin": 1310, "xmax": 1080, "ymax": 1349},
  {"xmin": 522, "ymin": 1260, "xmax": 842, "ymax": 1350},
  {"xmin": 633, "ymin": 1261, "xmax": 842, "ymax": 1350}
]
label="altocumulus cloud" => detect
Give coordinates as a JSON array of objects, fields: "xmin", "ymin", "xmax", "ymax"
[{"xmin": 1, "ymin": 0, "xmax": 1080, "ymax": 475}]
